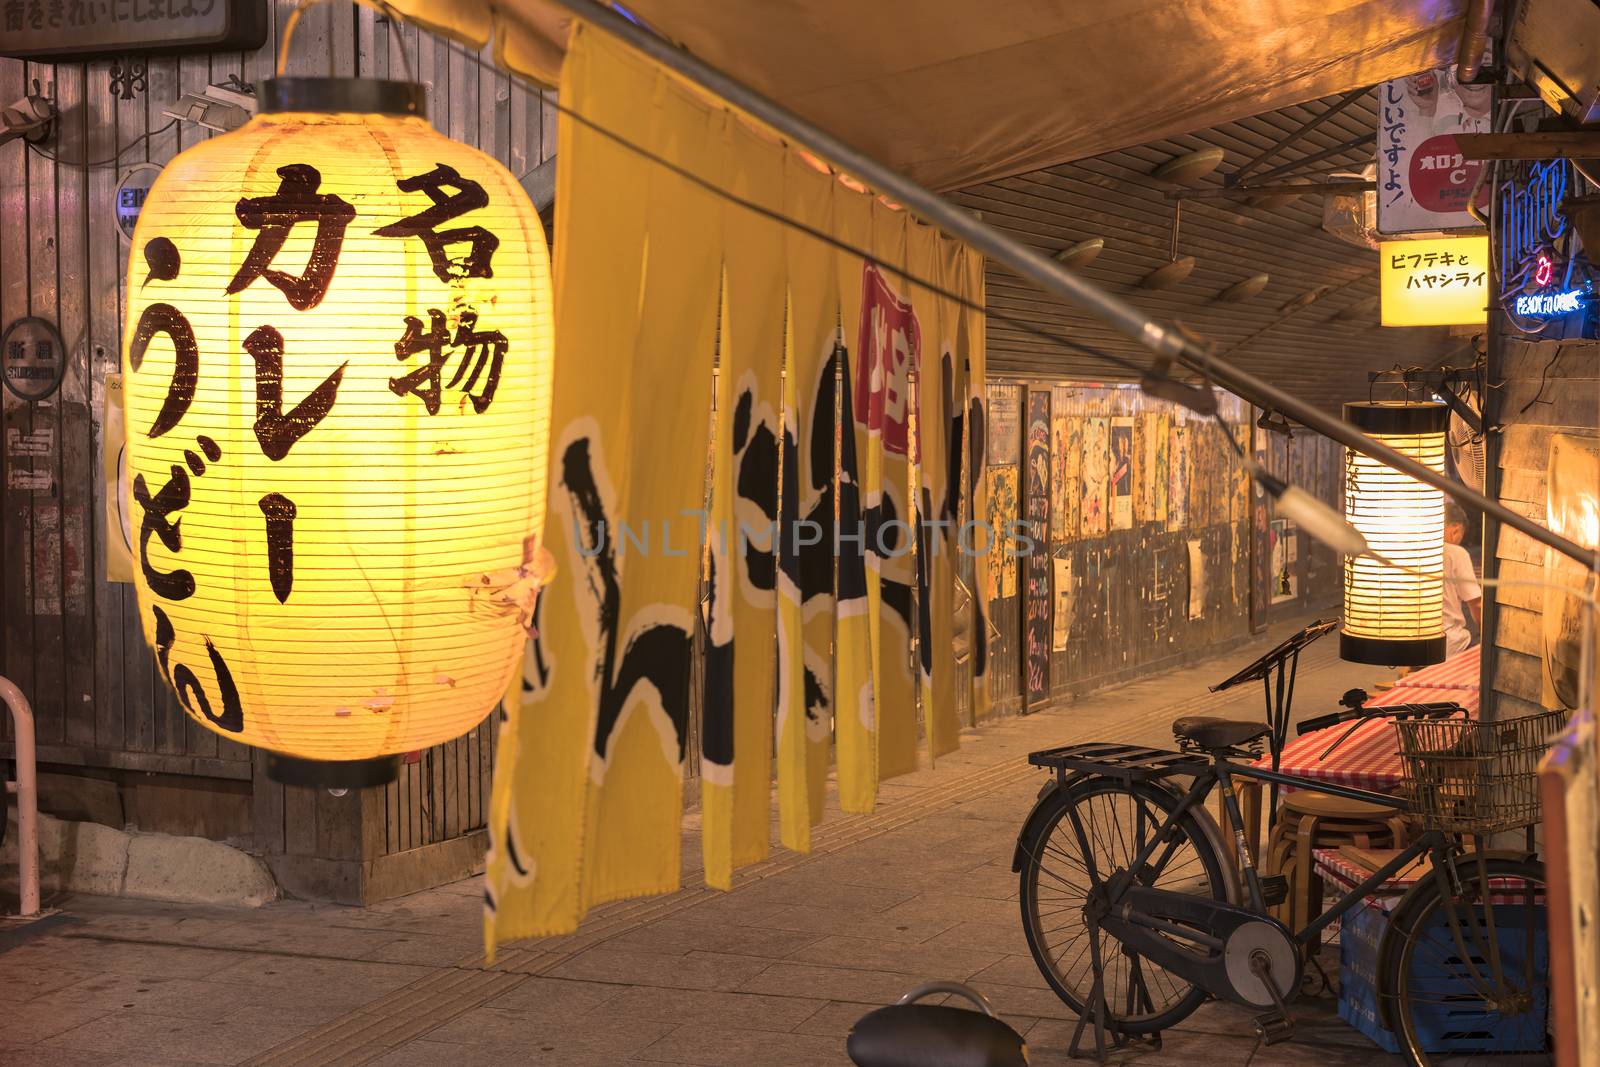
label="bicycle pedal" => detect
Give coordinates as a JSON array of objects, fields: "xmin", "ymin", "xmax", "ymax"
[
  {"xmin": 1253, "ymin": 1014, "xmax": 1295, "ymax": 1046},
  {"xmin": 1259, "ymin": 875, "xmax": 1288, "ymax": 908}
]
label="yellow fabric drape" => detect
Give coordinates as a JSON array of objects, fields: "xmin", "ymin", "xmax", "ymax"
[
  {"xmin": 486, "ymin": 22, "xmax": 989, "ymax": 945},
  {"xmin": 867, "ymin": 203, "xmax": 919, "ymax": 782},
  {"xmin": 918, "ymin": 233, "xmax": 960, "ymax": 761},
  {"xmin": 702, "ymin": 123, "xmax": 785, "ymax": 889},
  {"xmin": 961, "ymin": 246, "xmax": 991, "ymax": 723},
  {"xmin": 776, "ymin": 157, "xmax": 839, "ymax": 852},
  {"xmin": 485, "ymin": 23, "xmax": 722, "ymax": 941},
  {"xmin": 832, "ymin": 187, "xmax": 877, "ymax": 814}
]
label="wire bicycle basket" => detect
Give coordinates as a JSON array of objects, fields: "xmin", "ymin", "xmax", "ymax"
[{"xmin": 1394, "ymin": 708, "xmax": 1569, "ymax": 835}]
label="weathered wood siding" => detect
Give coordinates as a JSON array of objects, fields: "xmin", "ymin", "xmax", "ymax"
[
  {"xmin": 1488, "ymin": 337, "xmax": 1600, "ymax": 718},
  {"xmin": 0, "ymin": 0, "xmax": 555, "ymax": 869}
]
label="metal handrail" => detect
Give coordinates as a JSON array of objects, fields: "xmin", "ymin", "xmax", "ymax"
[{"xmin": 1, "ymin": 675, "xmax": 39, "ymax": 917}]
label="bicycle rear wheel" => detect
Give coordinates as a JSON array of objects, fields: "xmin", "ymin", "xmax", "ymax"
[
  {"xmin": 1017, "ymin": 776, "xmax": 1229, "ymax": 1035},
  {"xmin": 1381, "ymin": 854, "xmax": 1550, "ymax": 1067}
]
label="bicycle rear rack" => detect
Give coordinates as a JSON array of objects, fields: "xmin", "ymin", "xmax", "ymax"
[{"xmin": 1028, "ymin": 742, "xmax": 1207, "ymax": 784}]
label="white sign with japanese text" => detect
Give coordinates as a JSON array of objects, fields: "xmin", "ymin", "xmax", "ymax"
[{"xmin": 1377, "ymin": 66, "xmax": 1492, "ymax": 235}]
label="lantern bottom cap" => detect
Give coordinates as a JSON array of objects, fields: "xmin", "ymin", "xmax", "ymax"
[
  {"xmin": 265, "ymin": 753, "xmax": 401, "ymax": 789},
  {"xmin": 1339, "ymin": 632, "xmax": 1447, "ymax": 668}
]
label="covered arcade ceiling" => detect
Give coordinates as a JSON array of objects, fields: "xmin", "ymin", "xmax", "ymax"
[
  {"xmin": 390, "ymin": 0, "xmax": 1470, "ymax": 190},
  {"xmin": 389, "ymin": 0, "xmax": 1474, "ymax": 407}
]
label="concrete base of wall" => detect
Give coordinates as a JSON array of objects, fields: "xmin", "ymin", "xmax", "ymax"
[{"xmin": 1, "ymin": 808, "xmax": 278, "ymax": 908}]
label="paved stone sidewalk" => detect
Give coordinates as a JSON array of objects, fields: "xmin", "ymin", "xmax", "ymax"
[{"xmin": 1, "ymin": 614, "xmax": 1408, "ymax": 1066}]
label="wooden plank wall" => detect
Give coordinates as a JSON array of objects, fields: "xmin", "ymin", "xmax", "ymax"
[
  {"xmin": 981, "ymin": 380, "xmax": 1342, "ymax": 713},
  {"xmin": 0, "ymin": 0, "xmax": 556, "ymax": 862},
  {"xmin": 1489, "ymin": 337, "xmax": 1600, "ymax": 719}
]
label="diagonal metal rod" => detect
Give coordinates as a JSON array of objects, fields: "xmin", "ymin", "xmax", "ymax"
[
  {"xmin": 523, "ymin": 0, "xmax": 1596, "ymax": 569},
  {"xmin": 1230, "ymin": 86, "xmax": 1371, "ymax": 183},
  {"xmin": 1247, "ymin": 132, "xmax": 1375, "ymax": 185}
]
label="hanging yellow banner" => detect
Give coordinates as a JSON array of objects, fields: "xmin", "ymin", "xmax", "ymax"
[
  {"xmin": 865, "ymin": 202, "xmax": 919, "ymax": 781},
  {"xmin": 487, "ymin": 20, "xmax": 989, "ymax": 945},
  {"xmin": 701, "ymin": 122, "xmax": 785, "ymax": 889},
  {"xmin": 776, "ymin": 157, "xmax": 839, "ymax": 852}
]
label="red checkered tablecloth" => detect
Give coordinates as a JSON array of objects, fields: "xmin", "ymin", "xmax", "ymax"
[
  {"xmin": 1389, "ymin": 644, "xmax": 1480, "ymax": 691},
  {"xmin": 1253, "ymin": 648, "xmax": 1480, "ymax": 793}
]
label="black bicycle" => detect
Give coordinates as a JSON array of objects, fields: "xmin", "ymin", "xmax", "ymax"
[{"xmin": 1012, "ymin": 708, "xmax": 1562, "ymax": 1065}]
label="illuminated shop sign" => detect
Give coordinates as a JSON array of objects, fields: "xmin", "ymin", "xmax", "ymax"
[
  {"xmin": 1379, "ymin": 236, "xmax": 1488, "ymax": 326},
  {"xmin": 1513, "ymin": 289, "xmax": 1586, "ymax": 317},
  {"xmin": 1498, "ymin": 160, "xmax": 1569, "ymax": 285}
]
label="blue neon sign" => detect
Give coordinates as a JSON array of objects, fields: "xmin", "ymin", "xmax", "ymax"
[{"xmin": 1513, "ymin": 289, "xmax": 1587, "ymax": 317}]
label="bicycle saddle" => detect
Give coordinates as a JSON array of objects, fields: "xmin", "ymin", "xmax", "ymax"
[
  {"xmin": 847, "ymin": 983, "xmax": 1028, "ymax": 1067},
  {"xmin": 1173, "ymin": 716, "xmax": 1269, "ymax": 751}
]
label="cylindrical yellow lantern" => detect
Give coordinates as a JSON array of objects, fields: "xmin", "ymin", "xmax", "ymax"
[
  {"xmin": 121, "ymin": 78, "xmax": 553, "ymax": 784},
  {"xmin": 1340, "ymin": 401, "xmax": 1448, "ymax": 666}
]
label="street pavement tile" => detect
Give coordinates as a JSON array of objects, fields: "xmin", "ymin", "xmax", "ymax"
[
  {"xmin": 784, "ymin": 932, "xmax": 1007, "ymax": 979},
  {"xmin": 546, "ymin": 947, "xmax": 774, "ymax": 992},
  {"xmin": 0, "ymin": 1050, "xmax": 215, "ymax": 1067},
  {"xmin": 736, "ymin": 963, "xmax": 922, "ymax": 1005},
  {"xmin": 99, "ymin": 974, "xmax": 348, "ymax": 1024},
  {"xmin": 678, "ymin": 894, "xmax": 798, "ymax": 927},
  {"xmin": 0, "ymin": 997, "xmax": 118, "ymax": 1048},
  {"xmin": 425, "ymin": 1004, "xmax": 678, "ymax": 1056},
  {"xmin": 200, "ymin": 953, "xmax": 434, "ymax": 1010},
  {"xmin": 13, "ymin": 937, "xmax": 252, "ymax": 980},
  {"xmin": 592, "ymin": 985, "xmax": 827, "ymax": 1033},
  {"xmin": 921, "ymin": 919, "xmax": 1031, "ymax": 954},
  {"xmin": 42, "ymin": 1009, "xmax": 308, "ymax": 1064},
  {"xmin": 879, "ymin": 892, "xmax": 1019, "ymax": 927},
  {"xmin": 634, "ymin": 1024, "xmax": 848, "ymax": 1066},
  {"xmin": 791, "ymin": 999, "xmax": 875, "ymax": 1037},
  {"xmin": 969, "ymin": 951, "xmax": 1057, "ymax": 988},
  {"xmin": 0, "ymin": 956, "xmax": 100, "ymax": 1003},
  {"xmin": 968, "ymin": 980, "xmax": 1078, "ymax": 1021},
  {"xmin": 603, "ymin": 914, "xmax": 826, "ymax": 959},
  {"xmin": 481, "ymin": 974, "xmax": 628, "ymax": 1017},
  {"xmin": 366, "ymin": 931, "xmax": 484, "ymax": 966},
  {"xmin": 365, "ymin": 1038, "xmax": 618, "ymax": 1067},
  {"xmin": 729, "ymin": 876, "xmax": 919, "ymax": 914},
  {"xmin": 747, "ymin": 903, "xmax": 961, "ymax": 945}
]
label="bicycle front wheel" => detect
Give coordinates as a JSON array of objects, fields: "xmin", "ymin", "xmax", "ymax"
[
  {"xmin": 1381, "ymin": 854, "xmax": 1550, "ymax": 1067},
  {"xmin": 1018, "ymin": 776, "xmax": 1230, "ymax": 1035}
]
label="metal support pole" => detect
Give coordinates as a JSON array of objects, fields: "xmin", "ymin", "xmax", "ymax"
[
  {"xmin": 1, "ymin": 675, "xmax": 39, "ymax": 917},
  {"xmin": 527, "ymin": 0, "xmax": 1597, "ymax": 569}
]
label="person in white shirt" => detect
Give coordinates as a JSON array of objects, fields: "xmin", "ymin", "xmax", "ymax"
[{"xmin": 1442, "ymin": 503, "xmax": 1483, "ymax": 657}]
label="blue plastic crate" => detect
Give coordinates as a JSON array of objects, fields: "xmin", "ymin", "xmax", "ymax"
[{"xmin": 1339, "ymin": 897, "xmax": 1548, "ymax": 1054}]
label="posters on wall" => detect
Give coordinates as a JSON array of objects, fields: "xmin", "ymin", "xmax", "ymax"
[
  {"xmin": 1167, "ymin": 420, "xmax": 1189, "ymax": 531},
  {"xmin": 1376, "ymin": 63, "xmax": 1492, "ymax": 234},
  {"xmin": 1050, "ymin": 396, "xmax": 1073, "ymax": 541},
  {"xmin": 1131, "ymin": 415, "xmax": 1149, "ymax": 523},
  {"xmin": 1187, "ymin": 538, "xmax": 1205, "ymax": 621},
  {"xmin": 1052, "ymin": 554, "xmax": 1072, "ymax": 651},
  {"xmin": 986, "ymin": 465, "xmax": 1019, "ymax": 601},
  {"xmin": 1270, "ymin": 517, "xmax": 1299, "ymax": 603},
  {"xmin": 1110, "ymin": 416, "xmax": 1133, "ymax": 530},
  {"xmin": 1152, "ymin": 413, "xmax": 1169, "ymax": 525},
  {"xmin": 1081, "ymin": 417, "xmax": 1108, "ymax": 538},
  {"xmin": 987, "ymin": 386, "xmax": 1021, "ymax": 465},
  {"xmin": 1023, "ymin": 391, "xmax": 1052, "ymax": 704}
]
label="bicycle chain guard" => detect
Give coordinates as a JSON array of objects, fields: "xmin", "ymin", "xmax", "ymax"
[{"xmin": 1097, "ymin": 886, "xmax": 1303, "ymax": 1011}]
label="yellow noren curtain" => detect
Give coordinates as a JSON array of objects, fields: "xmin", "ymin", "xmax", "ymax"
[{"xmin": 486, "ymin": 20, "xmax": 988, "ymax": 947}]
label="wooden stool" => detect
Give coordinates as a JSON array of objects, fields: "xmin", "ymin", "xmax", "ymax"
[{"xmin": 1264, "ymin": 791, "xmax": 1410, "ymax": 942}]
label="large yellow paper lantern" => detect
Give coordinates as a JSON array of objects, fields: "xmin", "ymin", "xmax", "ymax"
[
  {"xmin": 1341, "ymin": 401, "xmax": 1447, "ymax": 666},
  {"xmin": 121, "ymin": 78, "xmax": 553, "ymax": 784}
]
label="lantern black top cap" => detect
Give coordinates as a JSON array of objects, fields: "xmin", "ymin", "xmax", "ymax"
[
  {"xmin": 261, "ymin": 78, "xmax": 426, "ymax": 118},
  {"xmin": 1344, "ymin": 399, "xmax": 1448, "ymax": 435}
]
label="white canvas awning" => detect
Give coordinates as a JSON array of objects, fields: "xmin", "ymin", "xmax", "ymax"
[{"xmin": 389, "ymin": 0, "xmax": 1468, "ymax": 190}]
